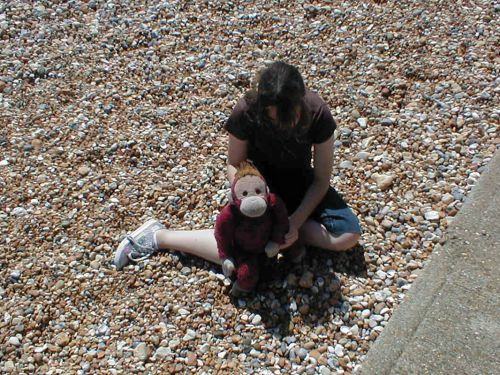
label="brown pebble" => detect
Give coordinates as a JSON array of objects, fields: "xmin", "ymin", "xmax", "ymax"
[
  {"xmin": 31, "ymin": 139, "xmax": 43, "ymax": 150},
  {"xmin": 186, "ymin": 352, "xmax": 197, "ymax": 366},
  {"xmin": 304, "ymin": 341, "xmax": 315, "ymax": 350},
  {"xmin": 318, "ymin": 346, "xmax": 328, "ymax": 353},
  {"xmin": 374, "ymin": 302, "xmax": 386, "ymax": 314},
  {"xmin": 278, "ymin": 358, "xmax": 286, "ymax": 367},
  {"xmin": 33, "ymin": 353, "xmax": 43, "ymax": 364},
  {"xmin": 55, "ymin": 332, "xmax": 70, "ymax": 347},
  {"xmin": 232, "ymin": 335, "xmax": 242, "ymax": 344},
  {"xmin": 339, "ymin": 357, "xmax": 350, "ymax": 368},
  {"xmin": 318, "ymin": 355, "xmax": 328, "ymax": 365},
  {"xmin": 78, "ymin": 166, "xmax": 91, "ymax": 177},
  {"xmin": 309, "ymin": 350, "xmax": 321, "ymax": 360},
  {"xmin": 299, "ymin": 271, "xmax": 314, "ymax": 288},
  {"xmin": 299, "ymin": 305, "xmax": 310, "ymax": 314},
  {"xmin": 351, "ymin": 288, "xmax": 366, "ymax": 296}
]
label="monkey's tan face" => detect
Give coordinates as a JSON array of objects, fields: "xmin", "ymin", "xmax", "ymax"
[{"xmin": 233, "ymin": 175, "xmax": 268, "ymax": 218}]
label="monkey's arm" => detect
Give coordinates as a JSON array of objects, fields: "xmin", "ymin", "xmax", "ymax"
[{"xmin": 214, "ymin": 205, "xmax": 237, "ymax": 260}]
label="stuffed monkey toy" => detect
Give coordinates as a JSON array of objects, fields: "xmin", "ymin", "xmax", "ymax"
[{"xmin": 215, "ymin": 162, "xmax": 289, "ymax": 296}]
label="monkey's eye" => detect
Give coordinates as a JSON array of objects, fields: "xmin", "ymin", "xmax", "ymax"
[
  {"xmin": 242, "ymin": 191, "xmax": 248, "ymax": 196},
  {"xmin": 255, "ymin": 188, "xmax": 262, "ymax": 194}
]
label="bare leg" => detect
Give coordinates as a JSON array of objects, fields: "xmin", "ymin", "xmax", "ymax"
[
  {"xmin": 155, "ymin": 229, "xmax": 222, "ymax": 265},
  {"xmin": 299, "ymin": 219, "xmax": 360, "ymax": 251}
]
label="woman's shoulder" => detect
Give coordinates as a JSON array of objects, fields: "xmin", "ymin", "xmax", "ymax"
[
  {"xmin": 303, "ymin": 89, "xmax": 336, "ymax": 143},
  {"xmin": 234, "ymin": 96, "xmax": 251, "ymax": 112},
  {"xmin": 303, "ymin": 89, "xmax": 329, "ymax": 111},
  {"xmin": 225, "ymin": 96, "xmax": 255, "ymax": 139},
  {"xmin": 229, "ymin": 95, "xmax": 256, "ymax": 121}
]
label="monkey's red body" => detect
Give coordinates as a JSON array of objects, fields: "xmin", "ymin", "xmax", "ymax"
[{"xmin": 215, "ymin": 193, "xmax": 288, "ymax": 291}]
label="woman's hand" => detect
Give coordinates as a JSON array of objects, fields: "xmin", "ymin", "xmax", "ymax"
[{"xmin": 280, "ymin": 222, "xmax": 299, "ymax": 250}]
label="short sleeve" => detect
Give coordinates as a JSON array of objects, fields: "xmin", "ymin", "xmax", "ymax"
[
  {"xmin": 310, "ymin": 104, "xmax": 336, "ymax": 144},
  {"xmin": 224, "ymin": 98, "xmax": 250, "ymax": 141}
]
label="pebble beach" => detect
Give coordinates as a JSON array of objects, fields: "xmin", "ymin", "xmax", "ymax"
[{"xmin": 1, "ymin": 1, "xmax": 498, "ymax": 374}]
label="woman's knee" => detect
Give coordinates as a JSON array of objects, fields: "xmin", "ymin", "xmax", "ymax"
[
  {"xmin": 299, "ymin": 219, "xmax": 360, "ymax": 251},
  {"xmin": 298, "ymin": 219, "xmax": 322, "ymax": 241},
  {"xmin": 336, "ymin": 232, "xmax": 360, "ymax": 251}
]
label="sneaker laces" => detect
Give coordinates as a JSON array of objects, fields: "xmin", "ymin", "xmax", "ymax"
[{"xmin": 125, "ymin": 235, "xmax": 156, "ymax": 262}]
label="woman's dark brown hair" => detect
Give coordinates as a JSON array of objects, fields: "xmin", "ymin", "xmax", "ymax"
[{"xmin": 244, "ymin": 61, "xmax": 311, "ymax": 140}]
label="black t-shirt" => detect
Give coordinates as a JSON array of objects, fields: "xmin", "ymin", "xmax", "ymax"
[{"xmin": 225, "ymin": 90, "xmax": 339, "ymax": 212}]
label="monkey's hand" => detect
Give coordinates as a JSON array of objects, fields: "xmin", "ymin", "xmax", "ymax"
[
  {"xmin": 265, "ymin": 241, "xmax": 280, "ymax": 258},
  {"xmin": 222, "ymin": 258, "xmax": 236, "ymax": 277}
]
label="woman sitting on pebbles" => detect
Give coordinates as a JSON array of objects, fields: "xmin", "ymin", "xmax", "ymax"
[{"xmin": 114, "ymin": 61, "xmax": 361, "ymax": 272}]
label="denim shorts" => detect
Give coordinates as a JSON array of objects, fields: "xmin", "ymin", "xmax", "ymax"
[{"xmin": 311, "ymin": 187, "xmax": 362, "ymax": 235}]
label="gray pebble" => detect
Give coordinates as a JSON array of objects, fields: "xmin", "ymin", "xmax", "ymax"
[
  {"xmin": 381, "ymin": 117, "xmax": 396, "ymax": 126},
  {"xmin": 133, "ymin": 342, "xmax": 149, "ymax": 361},
  {"xmin": 251, "ymin": 314, "xmax": 262, "ymax": 325},
  {"xmin": 97, "ymin": 324, "xmax": 109, "ymax": 336},
  {"xmin": 10, "ymin": 270, "xmax": 21, "ymax": 281},
  {"xmin": 298, "ymin": 348, "xmax": 308, "ymax": 360},
  {"xmin": 340, "ymin": 127, "xmax": 352, "ymax": 137},
  {"xmin": 355, "ymin": 151, "xmax": 370, "ymax": 160},
  {"xmin": 339, "ymin": 160, "xmax": 353, "ymax": 169}
]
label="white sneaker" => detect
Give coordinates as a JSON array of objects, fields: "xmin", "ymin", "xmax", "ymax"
[{"xmin": 114, "ymin": 219, "xmax": 165, "ymax": 270}]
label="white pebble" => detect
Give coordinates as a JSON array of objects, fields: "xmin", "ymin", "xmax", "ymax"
[
  {"xmin": 12, "ymin": 207, "xmax": 28, "ymax": 217},
  {"xmin": 374, "ymin": 291, "xmax": 387, "ymax": 302},
  {"xmin": 34, "ymin": 345, "xmax": 47, "ymax": 353},
  {"xmin": 4, "ymin": 361, "xmax": 15, "ymax": 372},
  {"xmin": 8, "ymin": 337, "xmax": 21, "ymax": 346},
  {"xmin": 349, "ymin": 325, "xmax": 359, "ymax": 336},
  {"xmin": 372, "ymin": 314, "xmax": 384, "ymax": 322},
  {"xmin": 251, "ymin": 314, "xmax": 262, "ymax": 325},
  {"xmin": 355, "ymin": 151, "xmax": 370, "ymax": 160},
  {"xmin": 357, "ymin": 117, "xmax": 367, "ymax": 128},
  {"xmin": 424, "ymin": 210, "xmax": 440, "ymax": 221}
]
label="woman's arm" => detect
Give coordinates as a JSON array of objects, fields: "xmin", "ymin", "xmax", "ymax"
[
  {"xmin": 282, "ymin": 135, "xmax": 334, "ymax": 248},
  {"xmin": 227, "ymin": 134, "xmax": 248, "ymax": 183}
]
